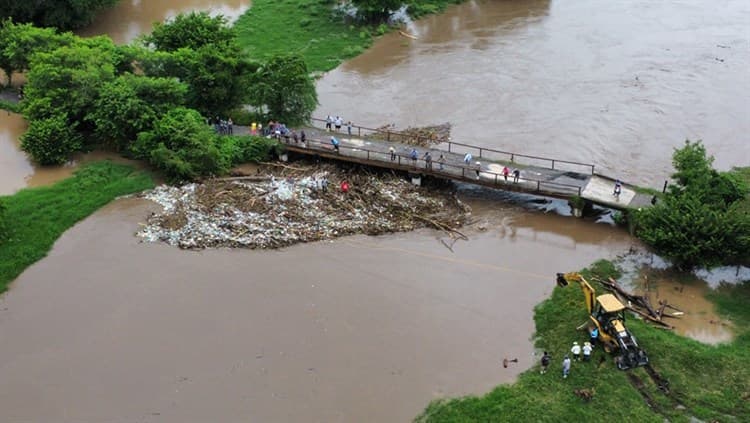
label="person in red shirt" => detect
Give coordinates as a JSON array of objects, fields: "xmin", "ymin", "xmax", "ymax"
[{"xmin": 340, "ymin": 180, "xmax": 350, "ymax": 193}]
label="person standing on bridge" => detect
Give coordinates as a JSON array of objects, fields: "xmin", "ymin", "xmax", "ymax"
[
  {"xmin": 347, "ymin": 121, "xmax": 353, "ymax": 137},
  {"xmin": 331, "ymin": 136, "xmax": 340, "ymax": 153},
  {"xmin": 325, "ymin": 115, "xmax": 333, "ymax": 131},
  {"xmin": 502, "ymin": 166, "xmax": 510, "ymax": 181},
  {"xmin": 335, "ymin": 116, "xmax": 343, "ymax": 132},
  {"xmin": 300, "ymin": 130, "xmax": 306, "ymax": 146},
  {"xmin": 410, "ymin": 148, "xmax": 419, "ymax": 167},
  {"xmin": 475, "ymin": 162, "xmax": 481, "ymax": 179},
  {"xmin": 463, "ymin": 152, "xmax": 473, "ymax": 165},
  {"xmin": 613, "ymin": 179, "xmax": 622, "ymax": 198},
  {"xmin": 512, "ymin": 168, "xmax": 521, "ymax": 183},
  {"xmin": 389, "ymin": 146, "xmax": 396, "ymax": 161},
  {"xmin": 437, "ymin": 154, "xmax": 446, "ymax": 170},
  {"xmin": 424, "ymin": 151, "xmax": 433, "ymax": 170}
]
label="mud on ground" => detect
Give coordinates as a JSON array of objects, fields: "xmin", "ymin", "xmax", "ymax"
[{"xmin": 137, "ymin": 163, "xmax": 470, "ymax": 249}]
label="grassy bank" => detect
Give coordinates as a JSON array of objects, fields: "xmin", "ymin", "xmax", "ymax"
[
  {"xmin": 235, "ymin": 0, "xmax": 463, "ymax": 73},
  {"xmin": 0, "ymin": 162, "xmax": 154, "ymax": 293},
  {"xmin": 417, "ymin": 260, "xmax": 750, "ymax": 422}
]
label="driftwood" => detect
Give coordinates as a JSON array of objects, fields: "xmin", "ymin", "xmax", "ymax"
[{"xmin": 591, "ymin": 276, "xmax": 678, "ymax": 329}]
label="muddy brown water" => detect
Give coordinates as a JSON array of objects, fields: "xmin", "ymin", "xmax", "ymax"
[
  {"xmin": 0, "ymin": 198, "xmax": 632, "ymax": 422},
  {"xmin": 0, "ymin": 113, "xmax": 139, "ymax": 196},
  {"xmin": 77, "ymin": 0, "xmax": 251, "ymax": 44},
  {"xmin": 316, "ymin": 0, "xmax": 750, "ymax": 186},
  {"xmin": 634, "ymin": 271, "xmax": 733, "ymax": 344}
]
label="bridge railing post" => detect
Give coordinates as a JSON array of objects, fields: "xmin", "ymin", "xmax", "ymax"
[
  {"xmin": 537, "ymin": 181, "xmax": 540, "ymax": 191},
  {"xmin": 551, "ymin": 160, "xmax": 555, "ymax": 170},
  {"xmin": 479, "ymin": 148, "xmax": 483, "ymax": 158},
  {"xmin": 510, "ymin": 154, "xmax": 515, "ymax": 163},
  {"xmin": 448, "ymin": 142, "xmax": 452, "ymax": 153}
]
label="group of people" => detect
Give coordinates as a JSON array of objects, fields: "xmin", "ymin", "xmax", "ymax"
[
  {"xmin": 209, "ymin": 116, "xmax": 234, "ymax": 135},
  {"xmin": 540, "ymin": 326, "xmax": 599, "ymax": 378},
  {"xmin": 324, "ymin": 115, "xmax": 353, "ymax": 136}
]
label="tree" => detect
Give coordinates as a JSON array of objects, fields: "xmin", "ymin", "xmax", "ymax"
[
  {"xmin": 0, "ymin": 20, "xmax": 72, "ymax": 87},
  {"xmin": 0, "ymin": 0, "xmax": 119, "ymax": 30},
  {"xmin": 352, "ymin": 0, "xmax": 403, "ymax": 21},
  {"xmin": 144, "ymin": 12, "xmax": 235, "ymax": 52},
  {"xmin": 634, "ymin": 140, "xmax": 750, "ymax": 269},
  {"xmin": 20, "ymin": 36, "xmax": 118, "ymax": 163},
  {"xmin": 140, "ymin": 12, "xmax": 255, "ymax": 117},
  {"xmin": 23, "ymin": 37, "xmax": 117, "ymax": 123},
  {"xmin": 249, "ymin": 54, "xmax": 318, "ymax": 125},
  {"xmin": 20, "ymin": 114, "xmax": 83, "ymax": 165},
  {"xmin": 87, "ymin": 74, "xmax": 187, "ymax": 150},
  {"xmin": 132, "ymin": 107, "xmax": 227, "ymax": 181}
]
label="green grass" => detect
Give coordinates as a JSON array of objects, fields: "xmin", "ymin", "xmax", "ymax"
[
  {"xmin": 235, "ymin": 0, "xmax": 374, "ymax": 73},
  {"xmin": 0, "ymin": 162, "xmax": 154, "ymax": 293},
  {"xmin": 234, "ymin": 0, "xmax": 466, "ymax": 73},
  {"xmin": 416, "ymin": 260, "xmax": 750, "ymax": 422}
]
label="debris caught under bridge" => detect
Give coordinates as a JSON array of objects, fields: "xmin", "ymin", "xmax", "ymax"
[{"xmin": 137, "ymin": 164, "xmax": 471, "ymax": 249}]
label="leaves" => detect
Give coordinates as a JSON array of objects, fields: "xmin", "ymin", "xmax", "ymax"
[
  {"xmin": 634, "ymin": 141, "xmax": 750, "ymax": 269},
  {"xmin": 249, "ymin": 54, "xmax": 318, "ymax": 125}
]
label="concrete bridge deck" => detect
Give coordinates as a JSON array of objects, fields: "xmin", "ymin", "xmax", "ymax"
[{"xmin": 241, "ymin": 119, "xmax": 653, "ymax": 211}]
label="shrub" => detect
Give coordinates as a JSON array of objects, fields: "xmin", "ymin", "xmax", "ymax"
[{"xmin": 20, "ymin": 114, "xmax": 83, "ymax": 165}]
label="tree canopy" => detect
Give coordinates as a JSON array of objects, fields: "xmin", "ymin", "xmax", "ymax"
[
  {"xmin": 352, "ymin": 0, "xmax": 403, "ymax": 21},
  {"xmin": 250, "ymin": 54, "xmax": 318, "ymax": 125},
  {"xmin": 0, "ymin": 0, "xmax": 119, "ymax": 30},
  {"xmin": 634, "ymin": 140, "xmax": 750, "ymax": 269}
]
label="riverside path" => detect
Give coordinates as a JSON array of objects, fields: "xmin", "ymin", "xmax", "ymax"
[{"xmin": 241, "ymin": 118, "xmax": 654, "ymax": 211}]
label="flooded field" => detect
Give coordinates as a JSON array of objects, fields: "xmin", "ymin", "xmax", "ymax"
[{"xmin": 0, "ymin": 198, "xmax": 632, "ymax": 422}]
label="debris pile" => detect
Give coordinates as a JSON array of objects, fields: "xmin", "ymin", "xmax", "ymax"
[
  {"xmin": 592, "ymin": 276, "xmax": 682, "ymax": 329},
  {"xmin": 372, "ymin": 123, "xmax": 451, "ymax": 147},
  {"xmin": 137, "ymin": 164, "xmax": 470, "ymax": 249}
]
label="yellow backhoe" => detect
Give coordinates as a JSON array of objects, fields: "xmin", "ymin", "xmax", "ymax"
[{"xmin": 556, "ymin": 272, "xmax": 649, "ymax": 370}]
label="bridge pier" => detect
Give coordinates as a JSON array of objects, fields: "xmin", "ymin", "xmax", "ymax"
[{"xmin": 569, "ymin": 197, "xmax": 593, "ymax": 218}]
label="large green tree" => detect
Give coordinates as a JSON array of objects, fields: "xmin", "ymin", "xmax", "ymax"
[
  {"xmin": 250, "ymin": 54, "xmax": 317, "ymax": 125},
  {"xmin": 634, "ymin": 140, "xmax": 750, "ymax": 269},
  {"xmin": 0, "ymin": 20, "xmax": 72, "ymax": 87},
  {"xmin": 132, "ymin": 107, "xmax": 227, "ymax": 181},
  {"xmin": 141, "ymin": 12, "xmax": 255, "ymax": 117},
  {"xmin": 0, "ymin": 0, "xmax": 119, "ymax": 30},
  {"xmin": 145, "ymin": 12, "xmax": 236, "ymax": 52},
  {"xmin": 20, "ymin": 36, "xmax": 118, "ymax": 163},
  {"xmin": 87, "ymin": 74, "xmax": 187, "ymax": 150}
]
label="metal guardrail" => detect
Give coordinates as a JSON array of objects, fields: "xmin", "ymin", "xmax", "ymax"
[
  {"xmin": 281, "ymin": 136, "xmax": 584, "ymax": 197},
  {"xmin": 309, "ymin": 117, "xmax": 596, "ymax": 175}
]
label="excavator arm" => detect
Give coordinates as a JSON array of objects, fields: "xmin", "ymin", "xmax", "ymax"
[{"xmin": 556, "ymin": 272, "xmax": 596, "ymax": 314}]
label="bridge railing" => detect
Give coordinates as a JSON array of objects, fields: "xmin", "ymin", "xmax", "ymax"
[
  {"xmin": 309, "ymin": 117, "xmax": 595, "ymax": 175},
  {"xmin": 282, "ymin": 136, "xmax": 583, "ymax": 197}
]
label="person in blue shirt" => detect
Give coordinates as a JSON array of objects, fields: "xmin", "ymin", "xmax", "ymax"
[
  {"xmin": 590, "ymin": 326, "xmax": 599, "ymax": 346},
  {"xmin": 330, "ymin": 137, "xmax": 340, "ymax": 153},
  {"xmin": 410, "ymin": 148, "xmax": 418, "ymax": 166}
]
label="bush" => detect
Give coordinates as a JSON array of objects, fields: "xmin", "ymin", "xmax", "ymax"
[
  {"xmin": 633, "ymin": 141, "xmax": 750, "ymax": 269},
  {"xmin": 132, "ymin": 108, "xmax": 227, "ymax": 181},
  {"xmin": 0, "ymin": 199, "xmax": 7, "ymax": 243},
  {"xmin": 219, "ymin": 136, "xmax": 280, "ymax": 165},
  {"xmin": 20, "ymin": 114, "xmax": 83, "ymax": 165}
]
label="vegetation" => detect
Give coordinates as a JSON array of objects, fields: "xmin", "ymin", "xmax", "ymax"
[
  {"xmin": 7, "ymin": 16, "xmax": 289, "ymax": 177},
  {"xmin": 417, "ymin": 260, "xmax": 750, "ymax": 422},
  {"xmin": 250, "ymin": 55, "xmax": 318, "ymax": 125},
  {"xmin": 0, "ymin": 0, "xmax": 119, "ymax": 30},
  {"xmin": 0, "ymin": 20, "xmax": 73, "ymax": 87},
  {"xmin": 633, "ymin": 141, "xmax": 750, "ymax": 269},
  {"xmin": 0, "ymin": 162, "xmax": 154, "ymax": 294},
  {"xmin": 234, "ymin": 0, "xmax": 462, "ymax": 73}
]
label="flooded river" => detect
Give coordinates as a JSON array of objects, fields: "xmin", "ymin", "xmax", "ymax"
[
  {"xmin": 316, "ymin": 0, "xmax": 750, "ymax": 186},
  {"xmin": 0, "ymin": 0, "xmax": 747, "ymax": 421},
  {"xmin": 77, "ymin": 0, "xmax": 251, "ymax": 44},
  {"xmin": 0, "ymin": 198, "xmax": 633, "ymax": 422}
]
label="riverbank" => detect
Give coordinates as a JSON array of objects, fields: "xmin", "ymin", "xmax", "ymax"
[
  {"xmin": 0, "ymin": 162, "xmax": 154, "ymax": 293},
  {"xmin": 234, "ymin": 0, "xmax": 463, "ymax": 73},
  {"xmin": 417, "ymin": 260, "xmax": 750, "ymax": 422}
]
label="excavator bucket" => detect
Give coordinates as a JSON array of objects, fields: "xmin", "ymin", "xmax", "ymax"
[{"xmin": 556, "ymin": 273, "xmax": 569, "ymax": 287}]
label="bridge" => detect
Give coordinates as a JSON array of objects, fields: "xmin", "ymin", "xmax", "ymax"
[{"xmin": 250, "ymin": 118, "xmax": 654, "ymax": 211}]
